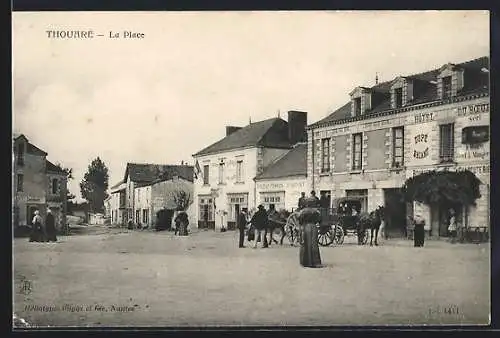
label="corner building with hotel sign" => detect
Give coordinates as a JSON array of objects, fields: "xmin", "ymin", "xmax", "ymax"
[{"xmin": 307, "ymin": 56, "xmax": 490, "ymax": 239}]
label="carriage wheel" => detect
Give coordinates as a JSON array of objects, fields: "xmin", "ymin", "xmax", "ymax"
[
  {"xmin": 362, "ymin": 229, "xmax": 370, "ymax": 245},
  {"xmin": 318, "ymin": 227, "xmax": 334, "ymax": 247},
  {"xmin": 333, "ymin": 225, "xmax": 345, "ymax": 245},
  {"xmin": 286, "ymin": 214, "xmax": 300, "ymax": 246}
]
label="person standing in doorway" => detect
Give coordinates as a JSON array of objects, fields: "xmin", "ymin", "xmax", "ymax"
[
  {"xmin": 413, "ymin": 214, "xmax": 425, "ymax": 247},
  {"xmin": 45, "ymin": 209, "xmax": 58, "ymax": 242},
  {"xmin": 238, "ymin": 209, "xmax": 248, "ymax": 248},
  {"xmin": 448, "ymin": 208, "xmax": 457, "ymax": 244}
]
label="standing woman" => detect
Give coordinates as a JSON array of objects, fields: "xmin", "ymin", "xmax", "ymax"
[
  {"xmin": 448, "ymin": 209, "xmax": 457, "ymax": 244},
  {"xmin": 45, "ymin": 209, "xmax": 57, "ymax": 242},
  {"xmin": 29, "ymin": 210, "xmax": 46, "ymax": 242},
  {"xmin": 413, "ymin": 214, "xmax": 425, "ymax": 247},
  {"xmin": 298, "ymin": 198, "xmax": 322, "ymax": 268}
]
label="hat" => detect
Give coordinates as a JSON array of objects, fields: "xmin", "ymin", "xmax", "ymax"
[
  {"xmin": 258, "ymin": 204, "xmax": 264, "ymax": 210},
  {"xmin": 47, "ymin": 208, "xmax": 52, "ymax": 213},
  {"xmin": 34, "ymin": 210, "xmax": 40, "ymax": 216}
]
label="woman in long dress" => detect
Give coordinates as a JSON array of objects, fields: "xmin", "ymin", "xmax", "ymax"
[{"xmin": 298, "ymin": 198, "xmax": 323, "ymax": 268}]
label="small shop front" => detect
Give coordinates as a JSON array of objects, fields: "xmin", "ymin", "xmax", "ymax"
[{"xmin": 226, "ymin": 193, "xmax": 249, "ymax": 230}]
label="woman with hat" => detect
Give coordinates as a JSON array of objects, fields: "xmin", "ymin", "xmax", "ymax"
[{"xmin": 298, "ymin": 197, "xmax": 323, "ymax": 268}]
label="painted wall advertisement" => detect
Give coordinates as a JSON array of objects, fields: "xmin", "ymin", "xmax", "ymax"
[{"xmin": 407, "ymin": 120, "xmax": 434, "ymax": 167}]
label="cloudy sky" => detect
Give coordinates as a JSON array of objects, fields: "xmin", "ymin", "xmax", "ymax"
[{"xmin": 12, "ymin": 11, "xmax": 489, "ymax": 201}]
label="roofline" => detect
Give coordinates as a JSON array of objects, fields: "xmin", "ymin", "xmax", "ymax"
[
  {"xmin": 308, "ymin": 91, "xmax": 489, "ymax": 131},
  {"xmin": 193, "ymin": 144, "xmax": 292, "ymax": 158}
]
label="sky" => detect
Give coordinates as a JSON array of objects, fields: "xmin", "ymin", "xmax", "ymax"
[{"xmin": 12, "ymin": 11, "xmax": 489, "ymax": 202}]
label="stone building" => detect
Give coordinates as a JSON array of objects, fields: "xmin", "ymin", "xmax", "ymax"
[
  {"xmin": 111, "ymin": 163, "xmax": 194, "ymax": 227},
  {"xmin": 192, "ymin": 111, "xmax": 307, "ymax": 230},
  {"xmin": 13, "ymin": 134, "xmax": 68, "ymax": 233},
  {"xmin": 255, "ymin": 143, "xmax": 307, "ymax": 212},
  {"xmin": 307, "ymin": 56, "xmax": 489, "ymax": 238},
  {"xmin": 109, "ymin": 180, "xmax": 126, "ymax": 225}
]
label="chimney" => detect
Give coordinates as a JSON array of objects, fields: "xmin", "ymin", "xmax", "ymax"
[
  {"xmin": 226, "ymin": 126, "xmax": 242, "ymax": 136},
  {"xmin": 287, "ymin": 111, "xmax": 307, "ymax": 145}
]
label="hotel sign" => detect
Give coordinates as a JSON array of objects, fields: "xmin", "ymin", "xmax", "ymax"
[{"xmin": 457, "ymin": 103, "xmax": 489, "ymax": 117}]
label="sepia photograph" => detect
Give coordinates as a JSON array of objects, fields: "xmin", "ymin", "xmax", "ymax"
[{"xmin": 12, "ymin": 10, "xmax": 490, "ymax": 328}]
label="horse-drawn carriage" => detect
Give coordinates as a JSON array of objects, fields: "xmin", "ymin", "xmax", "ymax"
[
  {"xmin": 246, "ymin": 197, "xmax": 383, "ymax": 247},
  {"xmin": 284, "ymin": 197, "xmax": 373, "ymax": 247}
]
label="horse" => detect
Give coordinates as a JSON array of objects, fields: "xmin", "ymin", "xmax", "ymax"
[
  {"xmin": 357, "ymin": 205, "xmax": 385, "ymax": 246},
  {"xmin": 246, "ymin": 207, "xmax": 290, "ymax": 246},
  {"xmin": 266, "ymin": 208, "xmax": 290, "ymax": 246}
]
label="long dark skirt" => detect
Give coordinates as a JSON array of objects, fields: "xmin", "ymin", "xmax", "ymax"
[
  {"xmin": 300, "ymin": 223, "xmax": 322, "ymax": 268},
  {"xmin": 414, "ymin": 224, "xmax": 425, "ymax": 247},
  {"xmin": 29, "ymin": 223, "xmax": 47, "ymax": 242},
  {"xmin": 46, "ymin": 224, "xmax": 58, "ymax": 242}
]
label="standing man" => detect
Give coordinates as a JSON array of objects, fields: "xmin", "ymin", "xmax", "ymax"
[
  {"xmin": 45, "ymin": 208, "xmax": 57, "ymax": 242},
  {"xmin": 310, "ymin": 191, "xmax": 320, "ymax": 207},
  {"xmin": 238, "ymin": 209, "xmax": 248, "ymax": 248},
  {"xmin": 251, "ymin": 205, "xmax": 268, "ymax": 249}
]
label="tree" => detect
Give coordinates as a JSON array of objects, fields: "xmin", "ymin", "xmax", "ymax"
[
  {"xmin": 172, "ymin": 190, "xmax": 193, "ymax": 211},
  {"xmin": 79, "ymin": 157, "xmax": 109, "ymax": 213},
  {"xmin": 403, "ymin": 170, "xmax": 482, "ymax": 209},
  {"xmin": 54, "ymin": 163, "xmax": 76, "ymax": 214}
]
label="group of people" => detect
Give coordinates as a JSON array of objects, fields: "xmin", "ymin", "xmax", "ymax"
[
  {"xmin": 236, "ymin": 190, "xmax": 323, "ymax": 269},
  {"xmin": 237, "ymin": 205, "xmax": 273, "ymax": 249},
  {"xmin": 29, "ymin": 209, "xmax": 58, "ymax": 243}
]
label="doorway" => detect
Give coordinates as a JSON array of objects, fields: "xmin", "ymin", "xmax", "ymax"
[{"xmin": 383, "ymin": 188, "xmax": 407, "ymax": 238}]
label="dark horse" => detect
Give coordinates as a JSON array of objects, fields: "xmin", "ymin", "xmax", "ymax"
[
  {"xmin": 266, "ymin": 209, "xmax": 290, "ymax": 246},
  {"xmin": 357, "ymin": 206, "xmax": 385, "ymax": 246}
]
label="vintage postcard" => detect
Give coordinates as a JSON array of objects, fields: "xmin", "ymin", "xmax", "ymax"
[{"xmin": 12, "ymin": 10, "xmax": 491, "ymax": 328}]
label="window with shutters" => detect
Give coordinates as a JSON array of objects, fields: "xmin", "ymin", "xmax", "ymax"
[
  {"xmin": 321, "ymin": 138, "xmax": 330, "ymax": 173},
  {"xmin": 51, "ymin": 178, "xmax": 59, "ymax": 194},
  {"xmin": 352, "ymin": 133, "xmax": 363, "ymax": 171},
  {"xmin": 17, "ymin": 174, "xmax": 24, "ymax": 192},
  {"xmin": 392, "ymin": 127, "xmax": 404, "ymax": 168},
  {"xmin": 439, "ymin": 123, "xmax": 454, "ymax": 162},
  {"xmin": 203, "ymin": 165, "xmax": 209, "ymax": 185}
]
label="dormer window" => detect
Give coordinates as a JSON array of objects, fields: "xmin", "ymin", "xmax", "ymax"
[
  {"xmin": 438, "ymin": 63, "xmax": 464, "ymax": 100},
  {"xmin": 442, "ymin": 76, "xmax": 452, "ymax": 99},
  {"xmin": 354, "ymin": 97, "xmax": 362, "ymax": 116},
  {"xmin": 394, "ymin": 88, "xmax": 403, "ymax": 108},
  {"xmin": 390, "ymin": 77, "xmax": 412, "ymax": 108},
  {"xmin": 349, "ymin": 87, "xmax": 371, "ymax": 117}
]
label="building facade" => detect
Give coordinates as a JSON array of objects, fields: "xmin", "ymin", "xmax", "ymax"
[
  {"xmin": 112, "ymin": 163, "xmax": 194, "ymax": 228},
  {"xmin": 192, "ymin": 112, "xmax": 307, "ymax": 230},
  {"xmin": 308, "ymin": 57, "xmax": 489, "ymax": 238},
  {"xmin": 13, "ymin": 134, "xmax": 68, "ymax": 232},
  {"xmin": 109, "ymin": 180, "xmax": 126, "ymax": 225},
  {"xmin": 255, "ymin": 143, "xmax": 308, "ymax": 212}
]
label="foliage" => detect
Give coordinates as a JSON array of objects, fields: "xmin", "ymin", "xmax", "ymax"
[
  {"xmin": 403, "ymin": 170, "xmax": 481, "ymax": 208},
  {"xmin": 172, "ymin": 190, "xmax": 193, "ymax": 211},
  {"xmin": 79, "ymin": 157, "xmax": 109, "ymax": 213},
  {"xmin": 54, "ymin": 163, "xmax": 73, "ymax": 180}
]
